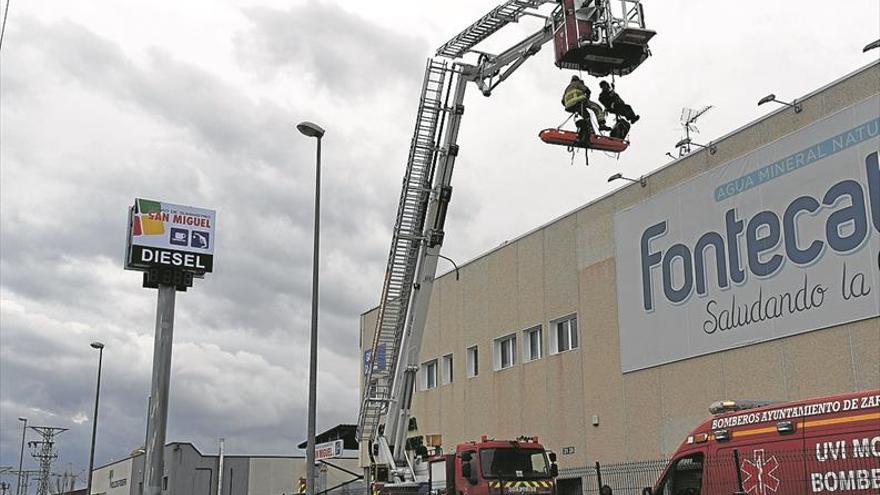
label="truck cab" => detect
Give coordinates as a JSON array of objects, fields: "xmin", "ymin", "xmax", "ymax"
[
  {"xmin": 647, "ymin": 389, "xmax": 880, "ymax": 495},
  {"xmin": 430, "ymin": 437, "xmax": 558, "ymax": 495}
]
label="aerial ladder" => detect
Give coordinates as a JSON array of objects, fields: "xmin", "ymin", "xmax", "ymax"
[{"xmin": 356, "ymin": 0, "xmax": 654, "ymax": 490}]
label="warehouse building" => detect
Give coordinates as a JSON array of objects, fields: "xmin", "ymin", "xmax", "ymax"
[
  {"xmin": 91, "ymin": 426, "xmax": 362, "ymax": 495},
  {"xmin": 359, "ymin": 61, "xmax": 880, "ymax": 488}
]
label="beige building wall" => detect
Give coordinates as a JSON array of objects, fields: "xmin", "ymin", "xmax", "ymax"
[
  {"xmin": 359, "ymin": 62, "xmax": 880, "ymax": 468},
  {"xmin": 91, "ymin": 458, "xmax": 135, "ymax": 495},
  {"xmin": 247, "ymin": 456, "xmax": 361, "ymax": 495},
  {"xmin": 247, "ymin": 458, "xmax": 295, "ymax": 495}
]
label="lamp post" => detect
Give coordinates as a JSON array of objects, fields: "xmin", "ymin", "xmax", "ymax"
[
  {"xmin": 86, "ymin": 341, "xmax": 105, "ymax": 495},
  {"xmin": 607, "ymin": 172, "xmax": 646, "ymax": 187},
  {"xmin": 296, "ymin": 120, "xmax": 325, "ymax": 495},
  {"xmin": 757, "ymin": 93, "xmax": 802, "ymax": 113},
  {"xmin": 16, "ymin": 417, "xmax": 26, "ymax": 495}
]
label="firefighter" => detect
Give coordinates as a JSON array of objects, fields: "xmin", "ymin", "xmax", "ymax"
[
  {"xmin": 598, "ymin": 80, "xmax": 639, "ymax": 123},
  {"xmin": 562, "ymin": 75, "xmax": 611, "ymax": 135}
]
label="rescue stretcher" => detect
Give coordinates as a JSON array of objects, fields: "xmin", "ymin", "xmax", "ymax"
[{"xmin": 538, "ymin": 128, "xmax": 629, "ymax": 153}]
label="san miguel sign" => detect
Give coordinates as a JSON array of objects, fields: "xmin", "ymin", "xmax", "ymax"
[
  {"xmin": 614, "ymin": 96, "xmax": 880, "ymax": 372},
  {"xmin": 126, "ymin": 198, "xmax": 216, "ymax": 275}
]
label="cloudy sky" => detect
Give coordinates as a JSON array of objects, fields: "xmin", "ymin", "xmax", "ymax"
[{"xmin": 1, "ymin": 0, "xmax": 878, "ymax": 485}]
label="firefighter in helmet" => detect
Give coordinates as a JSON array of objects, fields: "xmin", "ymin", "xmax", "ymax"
[{"xmin": 562, "ymin": 75, "xmax": 610, "ymax": 136}]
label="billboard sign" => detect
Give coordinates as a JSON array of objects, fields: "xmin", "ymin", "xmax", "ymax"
[
  {"xmin": 126, "ymin": 198, "xmax": 216, "ymax": 273},
  {"xmin": 315, "ymin": 439, "xmax": 344, "ymax": 460},
  {"xmin": 363, "ymin": 343, "xmax": 386, "ymax": 376},
  {"xmin": 614, "ymin": 97, "xmax": 880, "ymax": 372}
]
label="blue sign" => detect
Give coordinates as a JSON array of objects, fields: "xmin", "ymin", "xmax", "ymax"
[
  {"xmin": 363, "ymin": 343, "xmax": 386, "ymax": 375},
  {"xmin": 170, "ymin": 228, "xmax": 189, "ymax": 246},
  {"xmin": 191, "ymin": 231, "xmax": 210, "ymax": 249}
]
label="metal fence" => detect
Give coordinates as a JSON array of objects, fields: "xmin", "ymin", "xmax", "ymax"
[
  {"xmin": 559, "ymin": 458, "xmax": 667, "ymax": 495},
  {"xmin": 559, "ymin": 448, "xmax": 880, "ymax": 495}
]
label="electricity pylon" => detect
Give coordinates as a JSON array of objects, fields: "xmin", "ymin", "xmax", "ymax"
[{"xmin": 27, "ymin": 427, "xmax": 67, "ymax": 495}]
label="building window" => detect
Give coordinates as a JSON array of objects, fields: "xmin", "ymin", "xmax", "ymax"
[
  {"xmin": 442, "ymin": 354, "xmax": 453, "ymax": 385},
  {"xmin": 466, "ymin": 346, "xmax": 479, "ymax": 378},
  {"xmin": 425, "ymin": 434, "xmax": 443, "ymax": 447},
  {"xmin": 163, "ymin": 476, "xmax": 168, "ymax": 491},
  {"xmin": 493, "ymin": 334, "xmax": 516, "ymax": 370},
  {"xmin": 422, "ymin": 359, "xmax": 438, "ymax": 390},
  {"xmin": 551, "ymin": 315, "xmax": 579, "ymax": 354},
  {"xmin": 523, "ymin": 325, "xmax": 543, "ymax": 362}
]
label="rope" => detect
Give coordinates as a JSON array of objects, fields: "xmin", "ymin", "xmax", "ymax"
[{"xmin": 557, "ymin": 112, "xmax": 575, "ymax": 129}]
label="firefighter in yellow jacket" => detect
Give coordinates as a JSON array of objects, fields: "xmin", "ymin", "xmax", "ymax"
[{"xmin": 562, "ymin": 75, "xmax": 610, "ymax": 133}]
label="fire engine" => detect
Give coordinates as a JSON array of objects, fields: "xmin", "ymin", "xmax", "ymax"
[
  {"xmin": 356, "ymin": 1, "xmax": 654, "ymax": 494},
  {"xmin": 427, "ymin": 437, "xmax": 559, "ymax": 495},
  {"xmin": 646, "ymin": 389, "xmax": 880, "ymax": 495}
]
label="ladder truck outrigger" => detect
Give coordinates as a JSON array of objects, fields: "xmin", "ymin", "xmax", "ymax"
[{"xmin": 356, "ymin": 1, "xmax": 655, "ymax": 494}]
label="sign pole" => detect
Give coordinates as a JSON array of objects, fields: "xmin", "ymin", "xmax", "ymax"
[
  {"xmin": 144, "ymin": 283, "xmax": 176, "ymax": 495},
  {"xmin": 125, "ymin": 197, "xmax": 216, "ymax": 495}
]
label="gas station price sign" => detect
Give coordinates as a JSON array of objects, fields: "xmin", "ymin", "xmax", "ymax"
[
  {"xmin": 126, "ymin": 198, "xmax": 216, "ymax": 274},
  {"xmin": 124, "ymin": 198, "xmax": 217, "ymax": 491}
]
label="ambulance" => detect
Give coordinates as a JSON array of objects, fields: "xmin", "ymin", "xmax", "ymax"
[{"xmin": 646, "ymin": 389, "xmax": 880, "ymax": 494}]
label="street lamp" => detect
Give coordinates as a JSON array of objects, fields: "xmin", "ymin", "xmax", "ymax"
[
  {"xmin": 16, "ymin": 417, "xmax": 27, "ymax": 495},
  {"xmin": 86, "ymin": 341, "xmax": 105, "ymax": 495},
  {"xmin": 675, "ymin": 137, "xmax": 717, "ymax": 155},
  {"xmin": 607, "ymin": 172, "xmax": 646, "ymax": 187},
  {"xmin": 297, "ymin": 120, "xmax": 325, "ymax": 495},
  {"xmin": 757, "ymin": 93, "xmax": 802, "ymax": 113}
]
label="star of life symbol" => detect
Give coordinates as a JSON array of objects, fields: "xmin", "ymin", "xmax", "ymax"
[{"xmin": 741, "ymin": 449, "xmax": 781, "ymax": 494}]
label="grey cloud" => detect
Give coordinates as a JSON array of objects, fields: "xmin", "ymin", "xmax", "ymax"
[
  {"xmin": 2, "ymin": 17, "xmax": 394, "ymax": 328},
  {"xmin": 236, "ymin": 1, "xmax": 428, "ymax": 95},
  {"xmin": 28, "ymin": 19, "xmax": 300, "ymax": 173}
]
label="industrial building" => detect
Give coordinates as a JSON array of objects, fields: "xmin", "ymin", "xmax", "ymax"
[
  {"xmin": 359, "ymin": 60, "xmax": 880, "ymax": 491},
  {"xmin": 91, "ymin": 427, "xmax": 362, "ymax": 495}
]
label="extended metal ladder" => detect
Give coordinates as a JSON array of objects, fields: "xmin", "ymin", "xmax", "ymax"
[
  {"xmin": 436, "ymin": 0, "xmax": 557, "ymax": 60},
  {"xmin": 357, "ymin": 59, "xmax": 452, "ymax": 443}
]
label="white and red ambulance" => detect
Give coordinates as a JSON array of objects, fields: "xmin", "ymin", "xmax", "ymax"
[{"xmin": 648, "ymin": 388, "xmax": 880, "ymax": 494}]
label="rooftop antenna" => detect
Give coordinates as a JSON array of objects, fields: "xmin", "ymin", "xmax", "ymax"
[{"xmin": 677, "ymin": 105, "xmax": 713, "ymax": 156}]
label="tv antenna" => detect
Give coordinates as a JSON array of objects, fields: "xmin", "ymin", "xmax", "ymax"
[{"xmin": 677, "ymin": 105, "xmax": 713, "ymax": 156}]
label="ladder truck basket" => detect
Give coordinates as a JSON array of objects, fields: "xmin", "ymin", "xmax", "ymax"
[{"xmin": 554, "ymin": 0, "xmax": 655, "ymax": 76}]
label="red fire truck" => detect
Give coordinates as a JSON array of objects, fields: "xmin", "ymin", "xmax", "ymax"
[
  {"xmin": 647, "ymin": 389, "xmax": 880, "ymax": 494},
  {"xmin": 428, "ymin": 437, "xmax": 558, "ymax": 495}
]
